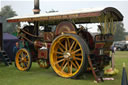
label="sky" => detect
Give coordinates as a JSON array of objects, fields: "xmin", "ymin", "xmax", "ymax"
[{"xmin": 0, "ymin": 0, "xmax": 128, "ymax": 32}]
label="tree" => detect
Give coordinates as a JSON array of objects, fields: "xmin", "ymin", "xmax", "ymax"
[
  {"xmin": 0, "ymin": 5, "xmax": 18, "ymax": 33},
  {"xmin": 114, "ymin": 22, "xmax": 125, "ymax": 41}
]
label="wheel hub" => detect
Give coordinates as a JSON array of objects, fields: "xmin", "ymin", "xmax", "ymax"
[
  {"xmin": 21, "ymin": 57, "xmax": 24, "ymax": 62},
  {"xmin": 21, "ymin": 57, "xmax": 27, "ymax": 62},
  {"xmin": 63, "ymin": 52, "xmax": 71, "ymax": 58}
]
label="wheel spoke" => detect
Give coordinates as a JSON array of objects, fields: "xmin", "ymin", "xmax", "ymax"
[
  {"xmin": 58, "ymin": 41, "xmax": 65, "ymax": 50},
  {"xmin": 69, "ymin": 41, "xmax": 75, "ymax": 52},
  {"xmin": 67, "ymin": 38, "xmax": 70, "ymax": 49},
  {"xmin": 61, "ymin": 59, "xmax": 66, "ymax": 67},
  {"xmin": 55, "ymin": 59, "xmax": 65, "ymax": 65},
  {"xmin": 18, "ymin": 57, "xmax": 21, "ymax": 63},
  {"xmin": 24, "ymin": 62, "xmax": 27, "ymax": 67},
  {"xmin": 55, "ymin": 51, "xmax": 63, "ymax": 55},
  {"xmin": 74, "ymin": 60, "xmax": 80, "ymax": 68},
  {"xmin": 73, "ymin": 42, "xmax": 78, "ymax": 51},
  {"xmin": 71, "ymin": 61, "xmax": 77, "ymax": 69},
  {"xmin": 25, "ymin": 58, "xmax": 29, "ymax": 62},
  {"xmin": 23, "ymin": 52, "xmax": 26, "ymax": 58},
  {"xmin": 65, "ymin": 40, "xmax": 68, "ymax": 51},
  {"xmin": 57, "ymin": 56, "xmax": 63, "ymax": 59},
  {"xmin": 58, "ymin": 45, "xmax": 64, "ymax": 52},
  {"xmin": 74, "ymin": 57, "xmax": 82, "ymax": 61},
  {"xmin": 21, "ymin": 52, "xmax": 24, "ymax": 58},
  {"xmin": 24, "ymin": 54, "xmax": 28, "ymax": 58},
  {"xmin": 26, "ymin": 57, "xmax": 29, "ymax": 61},
  {"xmin": 61, "ymin": 61, "xmax": 68, "ymax": 72},
  {"xmin": 75, "ymin": 54, "xmax": 82, "ymax": 56},
  {"xmin": 71, "ymin": 48, "xmax": 81, "ymax": 54},
  {"xmin": 19, "ymin": 61, "xmax": 21, "ymax": 64},
  {"xmin": 21, "ymin": 63, "xmax": 24, "ymax": 67},
  {"xmin": 22, "ymin": 63, "xmax": 26, "ymax": 68},
  {"xmin": 18, "ymin": 57, "xmax": 21, "ymax": 60}
]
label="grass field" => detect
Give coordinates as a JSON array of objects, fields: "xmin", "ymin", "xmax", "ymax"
[{"xmin": 0, "ymin": 51, "xmax": 128, "ymax": 85}]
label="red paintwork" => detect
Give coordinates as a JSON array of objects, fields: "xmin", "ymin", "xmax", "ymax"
[
  {"xmin": 38, "ymin": 49, "xmax": 48, "ymax": 59},
  {"xmin": 44, "ymin": 32, "xmax": 54, "ymax": 42},
  {"xmin": 47, "ymin": 43, "xmax": 51, "ymax": 48},
  {"xmin": 55, "ymin": 21, "xmax": 76, "ymax": 36},
  {"xmin": 95, "ymin": 43, "xmax": 105, "ymax": 48}
]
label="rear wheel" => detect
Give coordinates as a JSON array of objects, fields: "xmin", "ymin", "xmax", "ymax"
[
  {"xmin": 37, "ymin": 59, "xmax": 50, "ymax": 69},
  {"xmin": 50, "ymin": 34, "xmax": 89, "ymax": 78},
  {"xmin": 15, "ymin": 48, "xmax": 32, "ymax": 71}
]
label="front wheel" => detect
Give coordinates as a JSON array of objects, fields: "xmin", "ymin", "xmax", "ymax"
[
  {"xmin": 15, "ymin": 48, "xmax": 32, "ymax": 71},
  {"xmin": 49, "ymin": 34, "xmax": 89, "ymax": 78}
]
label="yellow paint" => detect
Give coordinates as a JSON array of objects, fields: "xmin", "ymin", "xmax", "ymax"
[
  {"xmin": 49, "ymin": 35, "xmax": 83, "ymax": 78},
  {"xmin": 15, "ymin": 48, "xmax": 31, "ymax": 71}
]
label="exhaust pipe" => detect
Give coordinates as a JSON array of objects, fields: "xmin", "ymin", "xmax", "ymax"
[
  {"xmin": 33, "ymin": 0, "xmax": 40, "ymax": 14},
  {"xmin": 33, "ymin": 0, "xmax": 40, "ymax": 36}
]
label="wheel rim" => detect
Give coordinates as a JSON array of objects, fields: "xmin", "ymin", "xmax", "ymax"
[
  {"xmin": 15, "ymin": 49, "xmax": 31, "ymax": 71},
  {"xmin": 38, "ymin": 59, "xmax": 50, "ymax": 68},
  {"xmin": 50, "ymin": 35, "xmax": 84, "ymax": 78}
]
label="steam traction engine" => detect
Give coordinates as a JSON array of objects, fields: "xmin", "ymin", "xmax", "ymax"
[{"xmin": 7, "ymin": 7, "xmax": 123, "ymax": 81}]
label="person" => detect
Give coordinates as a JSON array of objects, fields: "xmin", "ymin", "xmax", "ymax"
[
  {"xmin": 111, "ymin": 45, "xmax": 116, "ymax": 70},
  {"xmin": 114, "ymin": 46, "xmax": 116, "ymax": 53},
  {"xmin": 13, "ymin": 42, "xmax": 19, "ymax": 57},
  {"xmin": 111, "ymin": 45, "xmax": 116, "ymax": 54}
]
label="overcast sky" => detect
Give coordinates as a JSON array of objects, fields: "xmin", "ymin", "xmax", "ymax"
[{"xmin": 1, "ymin": 0, "xmax": 128, "ymax": 32}]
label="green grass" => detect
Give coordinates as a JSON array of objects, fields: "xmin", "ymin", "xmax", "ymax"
[{"xmin": 0, "ymin": 51, "xmax": 128, "ymax": 85}]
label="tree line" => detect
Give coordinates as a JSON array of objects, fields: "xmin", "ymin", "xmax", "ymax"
[{"xmin": 0, "ymin": 5, "xmax": 18, "ymax": 34}]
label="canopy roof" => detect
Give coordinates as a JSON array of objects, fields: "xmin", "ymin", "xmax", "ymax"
[
  {"xmin": 7, "ymin": 7, "xmax": 123, "ymax": 24},
  {"xmin": 3, "ymin": 33, "xmax": 18, "ymax": 40}
]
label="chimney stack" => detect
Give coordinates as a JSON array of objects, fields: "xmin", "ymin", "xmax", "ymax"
[{"xmin": 33, "ymin": 0, "xmax": 40, "ymax": 14}]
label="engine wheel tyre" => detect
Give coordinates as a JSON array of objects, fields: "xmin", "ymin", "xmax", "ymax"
[
  {"xmin": 49, "ymin": 34, "xmax": 89, "ymax": 78},
  {"xmin": 15, "ymin": 48, "xmax": 32, "ymax": 71}
]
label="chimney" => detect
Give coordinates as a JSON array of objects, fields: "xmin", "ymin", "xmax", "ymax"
[{"xmin": 33, "ymin": 0, "xmax": 40, "ymax": 14}]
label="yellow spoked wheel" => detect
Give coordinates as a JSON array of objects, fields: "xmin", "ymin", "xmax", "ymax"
[
  {"xmin": 50, "ymin": 34, "xmax": 89, "ymax": 78},
  {"xmin": 37, "ymin": 59, "xmax": 50, "ymax": 69},
  {"xmin": 15, "ymin": 48, "xmax": 32, "ymax": 71}
]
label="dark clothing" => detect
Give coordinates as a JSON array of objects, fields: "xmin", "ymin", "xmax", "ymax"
[
  {"xmin": 13, "ymin": 46, "xmax": 19, "ymax": 57},
  {"xmin": 111, "ymin": 46, "xmax": 114, "ymax": 53}
]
